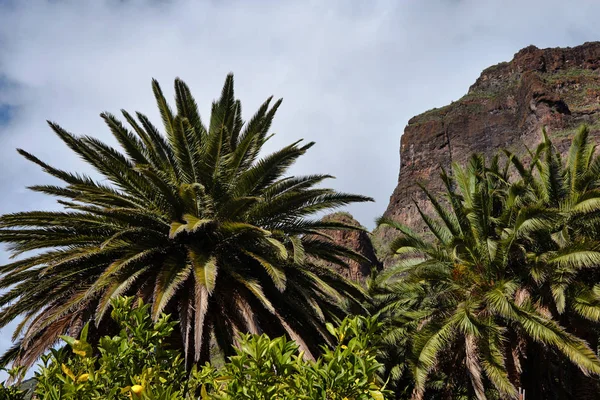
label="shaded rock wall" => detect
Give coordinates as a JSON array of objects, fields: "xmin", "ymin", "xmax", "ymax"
[{"xmin": 316, "ymin": 212, "xmax": 381, "ymax": 281}]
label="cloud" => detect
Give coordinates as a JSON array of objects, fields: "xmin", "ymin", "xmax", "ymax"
[{"xmin": 0, "ymin": 0, "xmax": 599, "ymax": 378}]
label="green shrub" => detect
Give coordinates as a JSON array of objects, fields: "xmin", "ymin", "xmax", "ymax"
[
  {"xmin": 34, "ymin": 297, "xmax": 186, "ymax": 399},
  {"xmin": 196, "ymin": 316, "xmax": 388, "ymax": 399},
  {"xmin": 1, "ymin": 297, "xmax": 389, "ymax": 399}
]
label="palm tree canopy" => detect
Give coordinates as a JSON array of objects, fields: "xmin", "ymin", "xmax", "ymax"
[
  {"xmin": 374, "ymin": 129, "xmax": 600, "ymax": 399},
  {"xmin": 0, "ymin": 74, "xmax": 373, "ymax": 368}
]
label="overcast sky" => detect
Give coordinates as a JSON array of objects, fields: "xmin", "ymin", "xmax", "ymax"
[{"xmin": 1, "ymin": 0, "xmax": 600, "ymax": 379}]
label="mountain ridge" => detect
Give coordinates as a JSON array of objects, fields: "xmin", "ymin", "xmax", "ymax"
[{"xmin": 327, "ymin": 42, "xmax": 600, "ymax": 271}]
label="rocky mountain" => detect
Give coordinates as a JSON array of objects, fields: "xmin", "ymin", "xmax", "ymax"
[{"xmin": 370, "ymin": 42, "xmax": 600, "ymax": 265}]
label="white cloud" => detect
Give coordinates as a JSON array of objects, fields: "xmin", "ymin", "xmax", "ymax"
[{"xmin": 0, "ymin": 0, "xmax": 599, "ymax": 379}]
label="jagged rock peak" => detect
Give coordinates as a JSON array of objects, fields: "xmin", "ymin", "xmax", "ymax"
[{"xmin": 470, "ymin": 42, "xmax": 600, "ymax": 93}]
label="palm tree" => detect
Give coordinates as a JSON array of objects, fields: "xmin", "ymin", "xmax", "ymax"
[
  {"xmin": 375, "ymin": 144, "xmax": 600, "ymax": 399},
  {"xmin": 0, "ymin": 74, "xmax": 372, "ymax": 369},
  {"xmin": 367, "ymin": 275, "xmax": 430, "ymax": 399},
  {"xmin": 504, "ymin": 126, "xmax": 600, "ymax": 398},
  {"xmin": 503, "ymin": 126, "xmax": 600, "ymax": 322}
]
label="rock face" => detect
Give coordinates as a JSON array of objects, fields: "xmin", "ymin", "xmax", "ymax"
[
  {"xmin": 317, "ymin": 212, "xmax": 381, "ymax": 281},
  {"xmin": 376, "ymin": 42, "xmax": 600, "ymax": 265}
]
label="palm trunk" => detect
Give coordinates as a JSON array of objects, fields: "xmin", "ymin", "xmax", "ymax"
[
  {"xmin": 570, "ymin": 320, "xmax": 600, "ymax": 400},
  {"xmin": 572, "ymin": 373, "xmax": 599, "ymax": 400},
  {"xmin": 505, "ymin": 340, "xmax": 522, "ymax": 392}
]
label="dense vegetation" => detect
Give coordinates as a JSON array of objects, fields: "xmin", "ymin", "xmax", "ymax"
[
  {"xmin": 373, "ymin": 126, "xmax": 600, "ymax": 399},
  {"xmin": 0, "ymin": 297, "xmax": 387, "ymax": 399},
  {"xmin": 1, "ymin": 76, "xmax": 600, "ymax": 399}
]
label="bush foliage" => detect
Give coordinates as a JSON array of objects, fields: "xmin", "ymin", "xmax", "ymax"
[{"xmin": 1, "ymin": 297, "xmax": 389, "ymax": 399}]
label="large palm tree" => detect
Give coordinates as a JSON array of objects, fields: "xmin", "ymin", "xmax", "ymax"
[
  {"xmin": 503, "ymin": 127, "xmax": 600, "ymax": 321},
  {"xmin": 375, "ymin": 140, "xmax": 600, "ymax": 399},
  {"xmin": 504, "ymin": 126, "xmax": 600, "ymax": 398},
  {"xmin": 0, "ymin": 75, "xmax": 372, "ymax": 369}
]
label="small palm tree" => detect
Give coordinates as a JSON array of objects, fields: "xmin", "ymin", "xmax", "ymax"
[
  {"xmin": 376, "ymin": 143, "xmax": 600, "ymax": 399},
  {"xmin": 0, "ymin": 74, "xmax": 372, "ymax": 369},
  {"xmin": 367, "ymin": 276, "xmax": 429, "ymax": 399}
]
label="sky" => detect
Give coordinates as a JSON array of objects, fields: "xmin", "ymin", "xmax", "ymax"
[{"xmin": 0, "ymin": 0, "xmax": 600, "ymax": 379}]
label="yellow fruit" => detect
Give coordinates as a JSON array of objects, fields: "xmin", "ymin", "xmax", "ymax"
[
  {"xmin": 61, "ymin": 364, "xmax": 76, "ymax": 381},
  {"xmin": 131, "ymin": 385, "xmax": 144, "ymax": 394},
  {"xmin": 77, "ymin": 373, "xmax": 90, "ymax": 383}
]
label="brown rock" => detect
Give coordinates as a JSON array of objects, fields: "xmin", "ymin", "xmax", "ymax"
[
  {"xmin": 376, "ymin": 42, "xmax": 600, "ymax": 266},
  {"xmin": 315, "ymin": 212, "xmax": 382, "ymax": 282}
]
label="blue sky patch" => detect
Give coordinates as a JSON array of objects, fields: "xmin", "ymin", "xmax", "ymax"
[
  {"xmin": 0, "ymin": 75, "xmax": 15, "ymax": 125},
  {"xmin": 0, "ymin": 104, "xmax": 11, "ymax": 125}
]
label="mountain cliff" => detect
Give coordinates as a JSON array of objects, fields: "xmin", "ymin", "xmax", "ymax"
[{"xmin": 374, "ymin": 42, "xmax": 600, "ymax": 265}]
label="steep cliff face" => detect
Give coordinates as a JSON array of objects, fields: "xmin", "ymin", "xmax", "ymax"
[{"xmin": 376, "ymin": 42, "xmax": 600, "ymax": 264}]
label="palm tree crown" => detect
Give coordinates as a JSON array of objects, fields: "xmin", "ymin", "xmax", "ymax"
[
  {"xmin": 0, "ymin": 74, "xmax": 373, "ymax": 368},
  {"xmin": 374, "ymin": 129, "xmax": 600, "ymax": 399}
]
